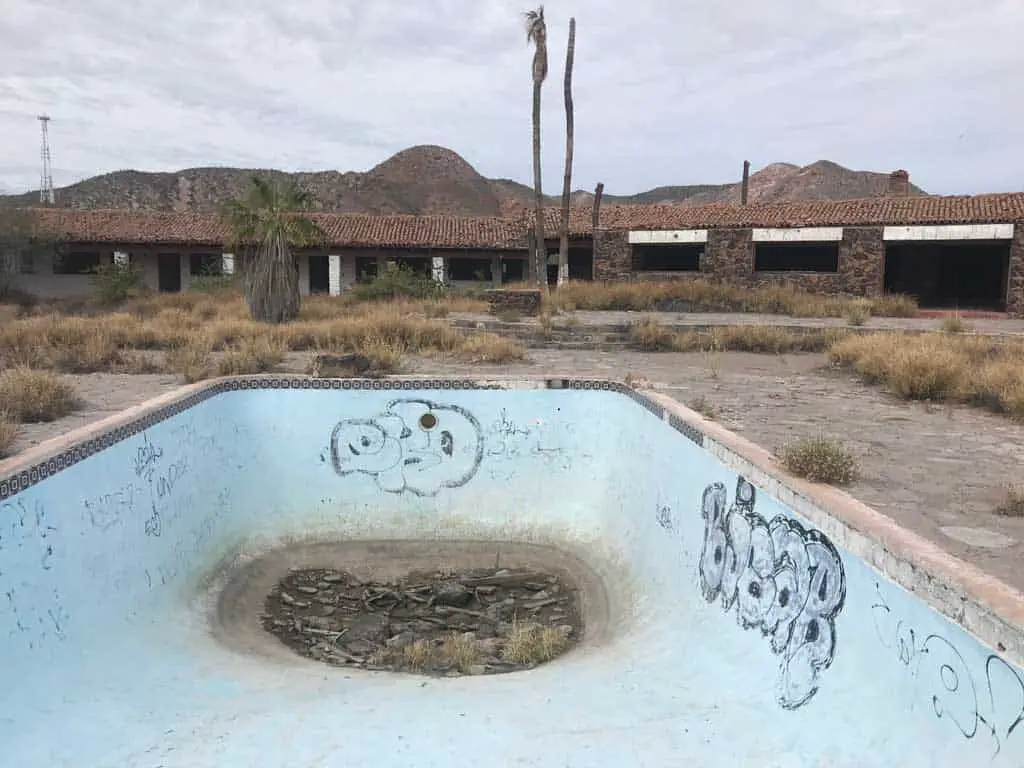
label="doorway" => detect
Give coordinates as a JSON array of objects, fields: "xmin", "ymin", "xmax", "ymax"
[
  {"xmin": 883, "ymin": 241, "xmax": 1010, "ymax": 310},
  {"xmin": 157, "ymin": 253, "xmax": 182, "ymax": 293},
  {"xmin": 309, "ymin": 254, "xmax": 330, "ymax": 294}
]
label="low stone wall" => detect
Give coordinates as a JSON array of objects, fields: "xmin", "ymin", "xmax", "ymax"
[{"xmin": 484, "ymin": 288, "xmax": 543, "ymax": 316}]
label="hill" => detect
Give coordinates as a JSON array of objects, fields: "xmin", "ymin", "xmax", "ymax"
[{"xmin": 0, "ymin": 145, "xmax": 929, "ymax": 215}]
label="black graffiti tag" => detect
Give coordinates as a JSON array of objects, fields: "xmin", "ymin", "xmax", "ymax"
[
  {"xmin": 871, "ymin": 584, "xmax": 1024, "ymax": 759},
  {"xmin": 698, "ymin": 477, "xmax": 847, "ymax": 710}
]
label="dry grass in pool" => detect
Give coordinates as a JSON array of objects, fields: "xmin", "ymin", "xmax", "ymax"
[{"xmin": 261, "ymin": 566, "xmax": 580, "ymax": 675}]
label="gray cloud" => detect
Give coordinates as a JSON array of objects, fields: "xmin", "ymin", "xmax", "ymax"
[{"xmin": 0, "ymin": 0, "xmax": 1020, "ymax": 197}]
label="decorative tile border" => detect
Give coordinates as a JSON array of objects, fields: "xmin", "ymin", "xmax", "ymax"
[{"xmin": 0, "ymin": 376, "xmax": 701, "ymax": 502}]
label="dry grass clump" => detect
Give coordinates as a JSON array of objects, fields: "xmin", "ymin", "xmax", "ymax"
[
  {"xmin": 549, "ymin": 280, "xmax": 918, "ymax": 318},
  {"xmin": 995, "ymin": 485, "xmax": 1024, "ymax": 518},
  {"xmin": 0, "ymin": 368, "xmax": 79, "ymax": 422},
  {"xmin": 828, "ymin": 332, "xmax": 1024, "ymax": 417},
  {"xmin": 629, "ymin": 320, "xmax": 847, "ymax": 354},
  {"xmin": 438, "ymin": 632, "xmax": 485, "ymax": 673},
  {"xmin": 501, "ymin": 621, "xmax": 572, "ymax": 665},
  {"xmin": 780, "ymin": 436, "xmax": 859, "ymax": 486},
  {"xmin": 845, "ymin": 299, "xmax": 872, "ymax": 327},
  {"xmin": 448, "ymin": 333, "xmax": 525, "ymax": 363},
  {"xmin": 688, "ymin": 395, "xmax": 717, "ymax": 420},
  {"xmin": 0, "ymin": 413, "xmax": 20, "ymax": 459},
  {"xmin": 940, "ymin": 314, "xmax": 971, "ymax": 334},
  {"xmin": 0, "ymin": 292, "xmax": 521, "ymax": 383}
]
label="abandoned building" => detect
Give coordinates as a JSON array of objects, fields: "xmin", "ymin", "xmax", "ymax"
[{"xmin": 8, "ymin": 174, "xmax": 1024, "ymax": 314}]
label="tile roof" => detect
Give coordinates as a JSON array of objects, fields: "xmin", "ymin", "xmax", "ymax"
[
  {"xmin": 25, "ymin": 192, "xmax": 1024, "ymax": 251},
  {"xmin": 597, "ymin": 193, "xmax": 1024, "ymax": 230},
  {"xmin": 33, "ymin": 209, "xmax": 523, "ymax": 250}
]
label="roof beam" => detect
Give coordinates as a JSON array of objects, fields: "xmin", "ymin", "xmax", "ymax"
[
  {"xmin": 628, "ymin": 229, "xmax": 708, "ymax": 244},
  {"xmin": 883, "ymin": 223, "xmax": 1015, "ymax": 241},
  {"xmin": 752, "ymin": 227, "xmax": 844, "ymax": 242}
]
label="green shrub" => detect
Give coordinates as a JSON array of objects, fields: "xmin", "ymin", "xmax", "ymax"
[
  {"xmin": 90, "ymin": 262, "xmax": 146, "ymax": 304},
  {"xmin": 351, "ymin": 262, "xmax": 444, "ymax": 301}
]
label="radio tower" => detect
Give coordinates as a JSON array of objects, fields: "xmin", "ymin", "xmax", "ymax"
[{"xmin": 38, "ymin": 115, "xmax": 55, "ymax": 205}]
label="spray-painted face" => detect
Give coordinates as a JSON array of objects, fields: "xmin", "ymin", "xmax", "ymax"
[{"xmin": 329, "ymin": 399, "xmax": 483, "ymax": 496}]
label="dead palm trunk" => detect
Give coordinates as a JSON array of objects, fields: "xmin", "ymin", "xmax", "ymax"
[
  {"xmin": 591, "ymin": 181, "xmax": 604, "ymax": 277},
  {"xmin": 557, "ymin": 18, "xmax": 576, "ymax": 287},
  {"xmin": 526, "ymin": 7, "xmax": 549, "ymax": 293}
]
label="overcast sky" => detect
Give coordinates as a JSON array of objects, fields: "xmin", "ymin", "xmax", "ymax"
[{"xmin": 0, "ymin": 0, "xmax": 1021, "ymax": 197}]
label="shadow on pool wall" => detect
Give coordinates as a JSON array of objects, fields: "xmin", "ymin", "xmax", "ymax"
[{"xmin": 1, "ymin": 376, "xmax": 1023, "ymax": 767}]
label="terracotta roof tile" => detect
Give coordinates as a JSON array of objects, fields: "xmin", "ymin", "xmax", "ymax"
[
  {"xmin": 26, "ymin": 192, "xmax": 1024, "ymax": 251},
  {"xmin": 597, "ymin": 193, "xmax": 1024, "ymax": 230},
  {"xmin": 33, "ymin": 209, "xmax": 522, "ymax": 250}
]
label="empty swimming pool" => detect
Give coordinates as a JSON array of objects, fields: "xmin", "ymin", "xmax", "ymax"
[{"xmin": 1, "ymin": 376, "xmax": 1023, "ymax": 767}]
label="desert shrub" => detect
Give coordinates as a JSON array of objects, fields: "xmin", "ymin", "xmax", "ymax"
[
  {"xmin": 90, "ymin": 262, "xmax": 147, "ymax": 305},
  {"xmin": 688, "ymin": 395, "xmax": 716, "ymax": 419},
  {"xmin": 0, "ymin": 368, "xmax": 79, "ymax": 422},
  {"xmin": 629, "ymin": 319, "xmax": 677, "ymax": 350},
  {"xmin": 781, "ymin": 436, "xmax": 859, "ymax": 486},
  {"xmin": 351, "ymin": 262, "xmax": 444, "ymax": 302},
  {"xmin": 940, "ymin": 315, "xmax": 970, "ymax": 334},
  {"xmin": 0, "ymin": 412, "xmax": 19, "ymax": 458}
]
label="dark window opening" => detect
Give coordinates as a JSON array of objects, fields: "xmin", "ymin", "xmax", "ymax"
[
  {"xmin": 501, "ymin": 258, "xmax": 526, "ymax": 283},
  {"xmin": 569, "ymin": 246, "xmax": 593, "ymax": 280},
  {"xmin": 18, "ymin": 251, "xmax": 35, "ymax": 274},
  {"xmin": 389, "ymin": 257, "xmax": 430, "ymax": 277},
  {"xmin": 754, "ymin": 243, "xmax": 839, "ymax": 273},
  {"xmin": 309, "ymin": 254, "xmax": 330, "ymax": 294},
  {"xmin": 54, "ymin": 250, "xmax": 102, "ymax": 275},
  {"xmin": 632, "ymin": 244, "xmax": 703, "ymax": 272},
  {"xmin": 189, "ymin": 252, "xmax": 222, "ymax": 277},
  {"xmin": 356, "ymin": 257, "xmax": 378, "ymax": 283},
  {"xmin": 884, "ymin": 241, "xmax": 1010, "ymax": 311},
  {"xmin": 448, "ymin": 258, "xmax": 493, "ymax": 282}
]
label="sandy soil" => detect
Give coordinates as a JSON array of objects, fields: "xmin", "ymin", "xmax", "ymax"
[{"xmin": 8, "ymin": 349, "xmax": 1024, "ymax": 593}]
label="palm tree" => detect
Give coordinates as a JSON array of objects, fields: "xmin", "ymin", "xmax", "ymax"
[
  {"xmin": 220, "ymin": 176, "xmax": 326, "ymax": 323},
  {"xmin": 557, "ymin": 17, "xmax": 576, "ymax": 287},
  {"xmin": 524, "ymin": 6, "xmax": 548, "ymax": 292}
]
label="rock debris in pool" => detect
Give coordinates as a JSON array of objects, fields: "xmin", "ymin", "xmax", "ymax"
[{"xmin": 261, "ymin": 566, "xmax": 582, "ymax": 675}]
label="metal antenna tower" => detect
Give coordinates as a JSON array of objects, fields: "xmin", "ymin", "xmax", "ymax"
[{"xmin": 38, "ymin": 115, "xmax": 55, "ymax": 205}]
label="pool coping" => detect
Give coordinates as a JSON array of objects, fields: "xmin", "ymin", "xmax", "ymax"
[{"xmin": 1, "ymin": 373, "xmax": 1022, "ymax": 667}]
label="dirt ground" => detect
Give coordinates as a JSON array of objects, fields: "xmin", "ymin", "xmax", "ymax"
[{"xmin": 9, "ymin": 349, "xmax": 1024, "ymax": 593}]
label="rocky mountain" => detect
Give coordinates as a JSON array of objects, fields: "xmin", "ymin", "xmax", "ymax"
[{"xmin": 0, "ymin": 145, "xmax": 928, "ymax": 215}]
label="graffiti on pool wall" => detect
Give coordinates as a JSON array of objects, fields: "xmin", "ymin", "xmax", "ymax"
[
  {"xmin": 871, "ymin": 583, "xmax": 1024, "ymax": 759},
  {"xmin": 698, "ymin": 477, "xmax": 847, "ymax": 710},
  {"xmin": 329, "ymin": 399, "xmax": 484, "ymax": 497}
]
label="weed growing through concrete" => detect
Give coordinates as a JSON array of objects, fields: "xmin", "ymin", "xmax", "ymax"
[
  {"xmin": 940, "ymin": 314, "xmax": 971, "ymax": 334},
  {"xmin": 688, "ymin": 395, "xmax": 717, "ymax": 420},
  {"xmin": 780, "ymin": 436, "xmax": 859, "ymax": 486}
]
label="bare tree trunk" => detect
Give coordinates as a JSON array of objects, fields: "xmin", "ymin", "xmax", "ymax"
[
  {"xmin": 557, "ymin": 18, "xmax": 576, "ymax": 288},
  {"xmin": 531, "ymin": 78, "xmax": 547, "ymax": 292},
  {"xmin": 590, "ymin": 181, "xmax": 604, "ymax": 278}
]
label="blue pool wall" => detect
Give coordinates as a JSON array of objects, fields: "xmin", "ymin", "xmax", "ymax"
[{"xmin": 1, "ymin": 376, "xmax": 1023, "ymax": 766}]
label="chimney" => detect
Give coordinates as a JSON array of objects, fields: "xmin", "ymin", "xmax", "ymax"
[
  {"xmin": 741, "ymin": 160, "xmax": 750, "ymax": 205},
  {"xmin": 887, "ymin": 169, "xmax": 910, "ymax": 197}
]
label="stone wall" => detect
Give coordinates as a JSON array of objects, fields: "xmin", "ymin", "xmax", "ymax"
[
  {"xmin": 593, "ymin": 230, "xmax": 630, "ymax": 281},
  {"xmin": 484, "ymin": 289, "xmax": 542, "ymax": 316},
  {"xmin": 837, "ymin": 227, "xmax": 885, "ymax": 296},
  {"xmin": 1007, "ymin": 223, "xmax": 1024, "ymax": 316},
  {"xmin": 703, "ymin": 229, "xmax": 752, "ymax": 282}
]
